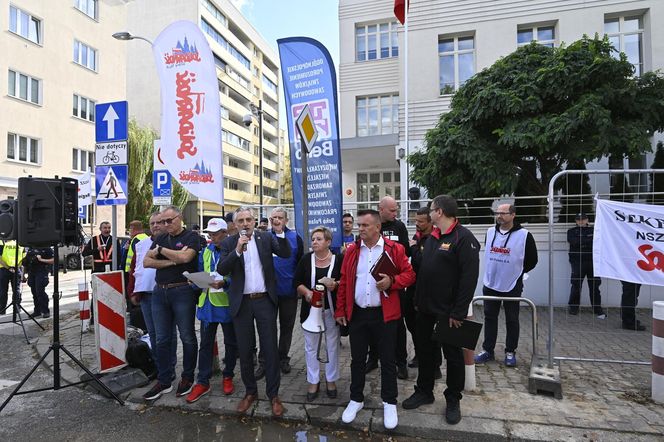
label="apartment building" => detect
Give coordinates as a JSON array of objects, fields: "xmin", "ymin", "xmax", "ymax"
[
  {"xmin": 125, "ymin": 0, "xmax": 281, "ymax": 222},
  {"xmin": 2, "ymin": 0, "xmax": 127, "ymax": 228},
  {"xmin": 338, "ymin": 0, "xmax": 664, "ymax": 208}
]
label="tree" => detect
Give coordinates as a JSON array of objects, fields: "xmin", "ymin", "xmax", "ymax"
[
  {"xmin": 411, "ymin": 36, "xmax": 664, "ymax": 216},
  {"xmin": 650, "ymin": 141, "xmax": 664, "ymax": 205},
  {"xmin": 126, "ymin": 120, "xmax": 189, "ymax": 225},
  {"xmin": 557, "ymin": 160, "xmax": 593, "ymax": 222},
  {"xmin": 280, "ymin": 149, "xmax": 294, "ymax": 204}
]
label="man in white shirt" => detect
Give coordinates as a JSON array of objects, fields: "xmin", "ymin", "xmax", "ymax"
[{"xmin": 218, "ymin": 207, "xmax": 291, "ymax": 417}]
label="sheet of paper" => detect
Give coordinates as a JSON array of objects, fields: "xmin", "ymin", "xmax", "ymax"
[{"xmin": 182, "ymin": 271, "xmax": 216, "ymax": 289}]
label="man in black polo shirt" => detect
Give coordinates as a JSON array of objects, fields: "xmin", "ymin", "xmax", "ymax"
[{"xmin": 142, "ymin": 205, "xmax": 202, "ymax": 401}]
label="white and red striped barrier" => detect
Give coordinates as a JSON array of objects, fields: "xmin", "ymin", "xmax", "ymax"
[
  {"xmin": 92, "ymin": 271, "xmax": 127, "ymax": 373},
  {"xmin": 78, "ymin": 281, "xmax": 91, "ymax": 331},
  {"xmin": 653, "ymin": 301, "xmax": 664, "ymax": 403}
]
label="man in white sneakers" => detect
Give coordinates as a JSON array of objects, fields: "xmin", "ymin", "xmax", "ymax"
[{"xmin": 334, "ymin": 209, "xmax": 416, "ymax": 430}]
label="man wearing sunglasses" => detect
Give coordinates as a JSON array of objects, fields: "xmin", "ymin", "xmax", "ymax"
[{"xmin": 142, "ymin": 205, "xmax": 202, "ymax": 401}]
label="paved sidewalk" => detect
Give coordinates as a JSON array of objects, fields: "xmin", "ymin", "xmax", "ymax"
[{"xmin": 30, "ymin": 304, "xmax": 664, "ymax": 441}]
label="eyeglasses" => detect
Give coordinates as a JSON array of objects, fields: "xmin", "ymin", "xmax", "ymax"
[
  {"xmin": 160, "ymin": 215, "xmax": 180, "ymax": 225},
  {"xmin": 493, "ymin": 212, "xmax": 512, "ymax": 216}
]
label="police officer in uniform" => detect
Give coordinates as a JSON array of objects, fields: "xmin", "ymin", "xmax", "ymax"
[
  {"xmin": 567, "ymin": 213, "xmax": 605, "ymax": 318},
  {"xmin": 24, "ymin": 247, "xmax": 54, "ymax": 318}
]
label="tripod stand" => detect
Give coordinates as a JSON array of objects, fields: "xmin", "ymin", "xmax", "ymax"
[
  {"xmin": 0, "ymin": 241, "xmax": 44, "ymax": 344},
  {"xmin": 0, "ymin": 246, "xmax": 124, "ymax": 413}
]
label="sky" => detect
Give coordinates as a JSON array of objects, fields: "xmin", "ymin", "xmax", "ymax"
[{"xmin": 231, "ymin": 0, "xmax": 340, "ymax": 67}]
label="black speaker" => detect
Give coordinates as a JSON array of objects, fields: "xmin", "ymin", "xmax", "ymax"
[
  {"xmin": 17, "ymin": 177, "xmax": 79, "ymax": 247},
  {"xmin": 0, "ymin": 199, "xmax": 17, "ymax": 240}
]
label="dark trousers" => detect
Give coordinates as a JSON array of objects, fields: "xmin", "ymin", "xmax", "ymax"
[
  {"xmin": 620, "ymin": 281, "xmax": 642, "ymax": 326},
  {"xmin": 482, "ymin": 283, "xmax": 522, "ymax": 354},
  {"xmin": 568, "ymin": 260, "xmax": 602, "ymax": 314},
  {"xmin": 0, "ymin": 267, "xmax": 19, "ymax": 313},
  {"xmin": 258, "ymin": 295, "xmax": 298, "ymax": 364},
  {"xmin": 415, "ymin": 311, "xmax": 464, "ymax": 401},
  {"xmin": 27, "ymin": 269, "xmax": 50, "ymax": 314},
  {"xmin": 368, "ymin": 294, "xmax": 407, "ymax": 369},
  {"xmin": 233, "ymin": 295, "xmax": 280, "ymax": 399},
  {"xmin": 349, "ymin": 307, "xmax": 398, "ymax": 404},
  {"xmin": 197, "ymin": 321, "xmax": 238, "ymax": 385}
]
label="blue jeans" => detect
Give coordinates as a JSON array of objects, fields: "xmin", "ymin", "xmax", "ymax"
[
  {"xmin": 197, "ymin": 321, "xmax": 238, "ymax": 385},
  {"xmin": 152, "ymin": 285, "xmax": 198, "ymax": 386},
  {"xmin": 139, "ymin": 292, "xmax": 177, "ymax": 375}
]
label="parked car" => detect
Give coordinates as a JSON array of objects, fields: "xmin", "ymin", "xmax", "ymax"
[{"xmin": 58, "ymin": 245, "xmax": 92, "ymax": 270}]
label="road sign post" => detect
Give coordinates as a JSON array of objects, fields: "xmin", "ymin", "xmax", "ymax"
[{"xmin": 95, "ymin": 101, "xmax": 129, "ymax": 272}]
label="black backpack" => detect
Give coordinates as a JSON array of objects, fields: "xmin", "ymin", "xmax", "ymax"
[{"xmin": 125, "ymin": 337, "xmax": 157, "ymax": 380}]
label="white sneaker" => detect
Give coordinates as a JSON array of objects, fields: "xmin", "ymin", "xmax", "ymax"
[
  {"xmin": 383, "ymin": 402, "xmax": 398, "ymax": 429},
  {"xmin": 342, "ymin": 400, "xmax": 364, "ymax": 423},
  {"xmin": 597, "ymin": 313, "xmax": 607, "ymax": 319}
]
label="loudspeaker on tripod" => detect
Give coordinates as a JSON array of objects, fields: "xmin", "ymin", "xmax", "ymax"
[
  {"xmin": 17, "ymin": 177, "xmax": 79, "ymax": 247},
  {"xmin": 0, "ymin": 199, "xmax": 17, "ymax": 240}
]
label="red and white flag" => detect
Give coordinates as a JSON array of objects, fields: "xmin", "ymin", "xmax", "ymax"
[
  {"xmin": 152, "ymin": 21, "xmax": 223, "ymax": 204},
  {"xmin": 394, "ymin": 0, "xmax": 410, "ymax": 24}
]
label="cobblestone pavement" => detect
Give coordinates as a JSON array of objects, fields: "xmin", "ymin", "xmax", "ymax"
[{"xmin": 26, "ymin": 300, "xmax": 664, "ymax": 441}]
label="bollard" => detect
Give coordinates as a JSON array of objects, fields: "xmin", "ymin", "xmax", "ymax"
[
  {"xmin": 653, "ymin": 301, "xmax": 664, "ymax": 403},
  {"xmin": 78, "ymin": 281, "xmax": 90, "ymax": 332},
  {"xmin": 464, "ymin": 303, "xmax": 477, "ymax": 391}
]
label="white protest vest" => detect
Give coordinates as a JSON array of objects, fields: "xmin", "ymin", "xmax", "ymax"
[
  {"xmin": 134, "ymin": 237, "xmax": 157, "ymax": 293},
  {"xmin": 483, "ymin": 227, "xmax": 528, "ymax": 292}
]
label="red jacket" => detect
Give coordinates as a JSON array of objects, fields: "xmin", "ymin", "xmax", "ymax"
[{"xmin": 335, "ymin": 236, "xmax": 416, "ymax": 323}]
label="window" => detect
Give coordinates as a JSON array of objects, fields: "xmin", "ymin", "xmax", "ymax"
[
  {"xmin": 220, "ymin": 105, "xmax": 229, "ymax": 119},
  {"xmin": 200, "ymin": 19, "xmax": 250, "ymax": 70},
  {"xmin": 262, "ymin": 74, "xmax": 277, "ymax": 95},
  {"xmin": 222, "ymin": 129, "xmax": 250, "ymax": 151},
  {"xmin": 8, "ymin": 70, "xmax": 41, "ymax": 104},
  {"xmin": 72, "ymin": 148, "xmax": 94, "ymax": 172},
  {"xmin": 225, "ymin": 178, "xmax": 249, "ymax": 192},
  {"xmin": 439, "ymin": 35, "xmax": 475, "ymax": 94},
  {"xmin": 202, "ymin": 0, "xmax": 227, "ymax": 27},
  {"xmin": 253, "ymin": 66, "xmax": 259, "ymax": 77},
  {"xmin": 356, "ymin": 21, "xmax": 399, "ymax": 61},
  {"xmin": 74, "ymin": 0, "xmax": 97, "ymax": 19},
  {"xmin": 226, "ymin": 66, "xmax": 250, "ymax": 90},
  {"xmin": 7, "ymin": 133, "xmax": 39, "ymax": 164},
  {"xmin": 72, "ymin": 94, "xmax": 96, "ymax": 122},
  {"xmin": 73, "ymin": 40, "xmax": 97, "ymax": 71},
  {"xmin": 254, "ymin": 165, "xmax": 260, "ymax": 176},
  {"xmin": 357, "ymin": 171, "xmax": 400, "ymax": 206},
  {"xmin": 225, "ymin": 155, "xmax": 250, "ymax": 171},
  {"xmin": 9, "ymin": 6, "xmax": 41, "ymax": 44},
  {"xmin": 356, "ymin": 94, "xmax": 399, "ymax": 137},
  {"xmin": 605, "ymin": 15, "xmax": 644, "ymax": 76},
  {"xmin": 517, "ymin": 25, "xmax": 556, "ymax": 47}
]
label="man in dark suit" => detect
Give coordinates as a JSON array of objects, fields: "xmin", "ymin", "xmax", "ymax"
[{"xmin": 218, "ymin": 207, "xmax": 291, "ymax": 417}]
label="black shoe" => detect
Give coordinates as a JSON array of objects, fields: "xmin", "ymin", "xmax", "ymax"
[
  {"xmin": 434, "ymin": 367, "xmax": 442, "ymax": 380},
  {"xmin": 306, "ymin": 384, "xmax": 319, "ymax": 402},
  {"xmin": 175, "ymin": 378, "xmax": 193, "ymax": 397},
  {"xmin": 41, "ymin": 311, "xmax": 50, "ymax": 319},
  {"xmin": 255, "ymin": 364, "xmax": 266, "ymax": 380},
  {"xmin": 622, "ymin": 321, "xmax": 646, "ymax": 331},
  {"xmin": 280, "ymin": 360, "xmax": 291, "ymax": 374},
  {"xmin": 28, "ymin": 311, "xmax": 40, "ymax": 319},
  {"xmin": 568, "ymin": 307, "xmax": 579, "ymax": 315},
  {"xmin": 397, "ymin": 365, "xmax": 408, "ymax": 380},
  {"xmin": 408, "ymin": 356, "xmax": 418, "ymax": 368},
  {"xmin": 365, "ymin": 358, "xmax": 378, "ymax": 374},
  {"xmin": 445, "ymin": 399, "xmax": 461, "ymax": 425},
  {"xmin": 402, "ymin": 389, "xmax": 434, "ymax": 410}
]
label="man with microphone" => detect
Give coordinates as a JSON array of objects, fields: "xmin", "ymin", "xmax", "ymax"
[{"xmin": 218, "ymin": 207, "xmax": 291, "ymax": 417}]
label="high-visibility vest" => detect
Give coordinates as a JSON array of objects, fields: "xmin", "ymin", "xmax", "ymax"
[
  {"xmin": 125, "ymin": 233, "xmax": 148, "ymax": 272},
  {"xmin": 198, "ymin": 247, "xmax": 229, "ymax": 307},
  {"xmin": 95, "ymin": 235, "xmax": 113, "ymax": 264},
  {"xmin": 0, "ymin": 241, "xmax": 25, "ymax": 268}
]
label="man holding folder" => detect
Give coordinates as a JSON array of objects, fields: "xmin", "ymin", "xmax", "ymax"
[{"xmin": 402, "ymin": 195, "xmax": 480, "ymax": 425}]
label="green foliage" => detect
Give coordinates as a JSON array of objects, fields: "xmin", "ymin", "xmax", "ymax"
[
  {"xmin": 557, "ymin": 160, "xmax": 593, "ymax": 222},
  {"xmin": 126, "ymin": 120, "xmax": 189, "ymax": 225},
  {"xmin": 411, "ymin": 36, "xmax": 664, "ymax": 205},
  {"xmin": 650, "ymin": 141, "xmax": 664, "ymax": 204}
]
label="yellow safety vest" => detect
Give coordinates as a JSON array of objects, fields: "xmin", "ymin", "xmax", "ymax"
[
  {"xmin": 124, "ymin": 233, "xmax": 148, "ymax": 272},
  {"xmin": 0, "ymin": 241, "xmax": 25, "ymax": 268},
  {"xmin": 198, "ymin": 247, "xmax": 229, "ymax": 307}
]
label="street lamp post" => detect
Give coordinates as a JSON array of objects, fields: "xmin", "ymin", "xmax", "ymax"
[{"xmin": 246, "ymin": 100, "xmax": 264, "ymax": 220}]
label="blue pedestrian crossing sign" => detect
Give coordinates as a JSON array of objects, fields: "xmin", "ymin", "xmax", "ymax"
[
  {"xmin": 95, "ymin": 101, "xmax": 128, "ymax": 143},
  {"xmin": 95, "ymin": 165, "xmax": 128, "ymax": 206},
  {"xmin": 153, "ymin": 170, "xmax": 172, "ymax": 205}
]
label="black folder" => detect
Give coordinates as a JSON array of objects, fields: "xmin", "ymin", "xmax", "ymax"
[{"xmin": 431, "ymin": 318, "xmax": 483, "ymax": 350}]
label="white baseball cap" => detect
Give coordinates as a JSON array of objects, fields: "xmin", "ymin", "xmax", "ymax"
[{"xmin": 203, "ymin": 218, "xmax": 228, "ymax": 233}]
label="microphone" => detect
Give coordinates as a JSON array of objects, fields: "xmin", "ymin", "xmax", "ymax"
[{"xmin": 240, "ymin": 229, "xmax": 248, "ymax": 251}]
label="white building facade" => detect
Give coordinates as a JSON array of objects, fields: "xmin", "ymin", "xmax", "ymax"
[{"xmin": 338, "ymin": 0, "xmax": 664, "ymax": 214}]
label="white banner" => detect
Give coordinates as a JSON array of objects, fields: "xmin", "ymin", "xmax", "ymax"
[
  {"xmin": 593, "ymin": 199, "xmax": 664, "ymax": 287},
  {"xmin": 78, "ymin": 171, "xmax": 92, "ymax": 206},
  {"xmin": 152, "ymin": 21, "xmax": 223, "ymax": 204}
]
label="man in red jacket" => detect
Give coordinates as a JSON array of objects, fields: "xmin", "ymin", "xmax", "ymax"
[{"xmin": 335, "ymin": 209, "xmax": 415, "ymax": 431}]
